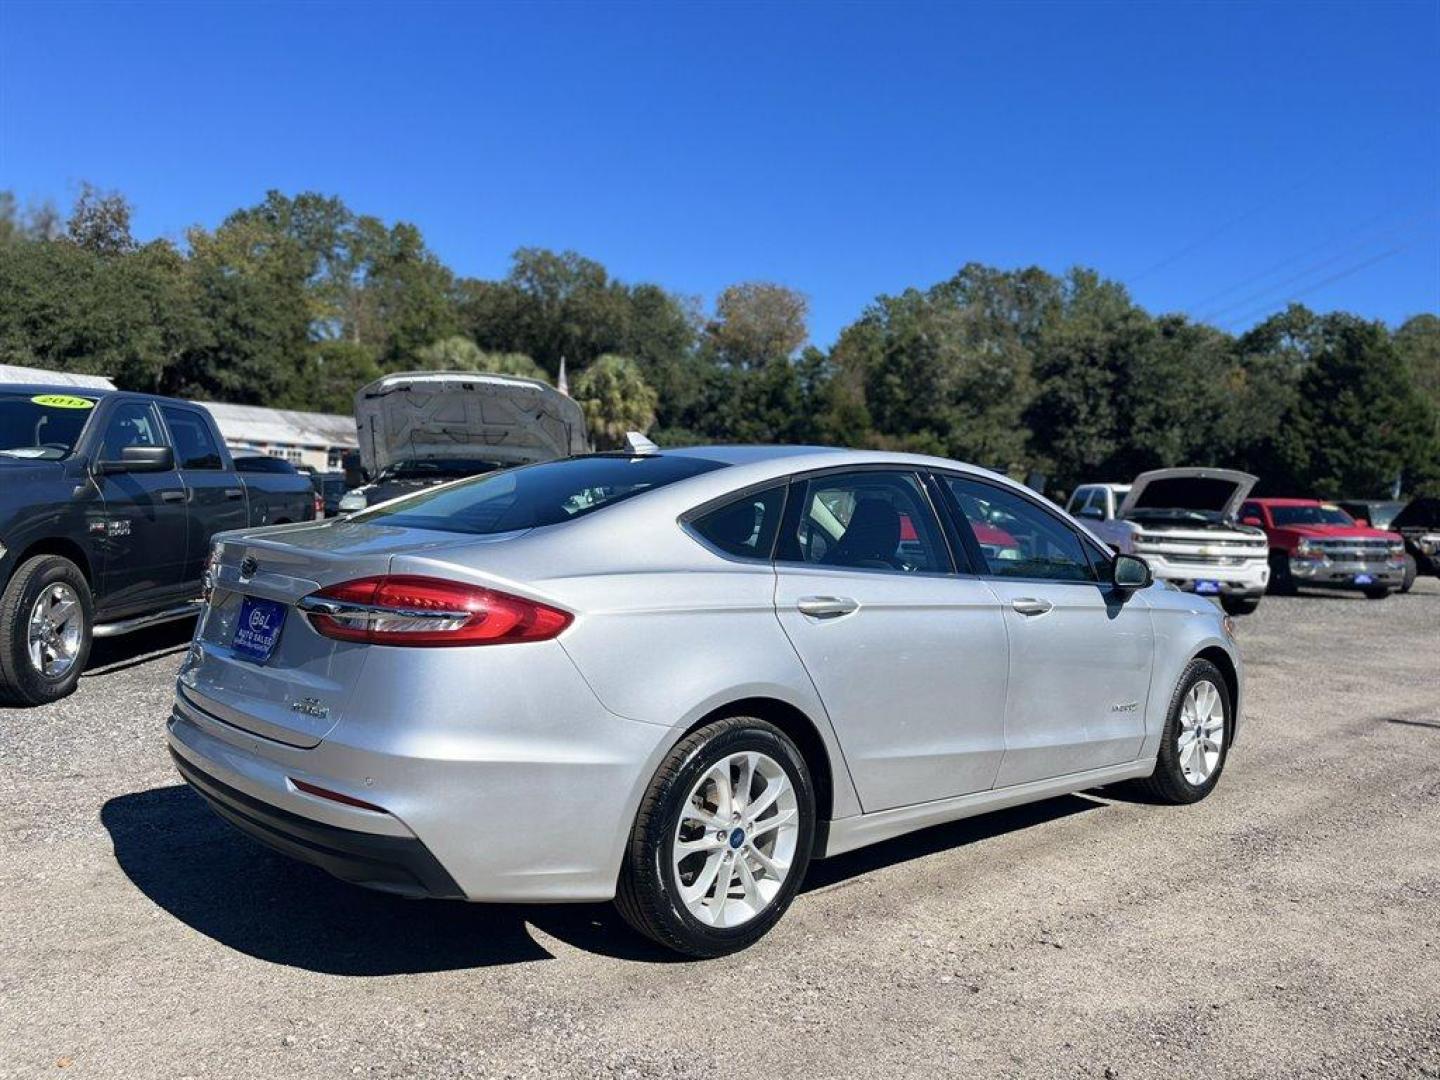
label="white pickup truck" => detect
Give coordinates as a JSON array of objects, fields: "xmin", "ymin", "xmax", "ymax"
[{"xmin": 1067, "ymin": 467, "xmax": 1271, "ymax": 615}]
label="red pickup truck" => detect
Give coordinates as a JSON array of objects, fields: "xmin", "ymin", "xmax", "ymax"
[{"xmin": 1239, "ymin": 498, "xmax": 1408, "ymax": 599}]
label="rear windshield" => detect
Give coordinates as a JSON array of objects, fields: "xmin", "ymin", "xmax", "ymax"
[
  {"xmin": 0, "ymin": 392, "xmax": 99, "ymax": 460},
  {"xmin": 355, "ymin": 454, "xmax": 729, "ymax": 535}
]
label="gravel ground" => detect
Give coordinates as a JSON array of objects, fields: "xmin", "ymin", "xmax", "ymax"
[{"xmin": 2, "ymin": 580, "xmax": 1438, "ymax": 1080}]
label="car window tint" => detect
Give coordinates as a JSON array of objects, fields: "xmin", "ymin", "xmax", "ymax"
[
  {"xmin": 101, "ymin": 402, "xmax": 165, "ymax": 460},
  {"xmin": 161, "ymin": 407, "xmax": 224, "ymax": 470},
  {"xmin": 357, "ymin": 454, "xmax": 729, "ymax": 535},
  {"xmin": 691, "ymin": 486, "xmax": 785, "ymax": 559},
  {"xmin": 782, "ymin": 471, "xmax": 948, "ymax": 574},
  {"xmin": 946, "ymin": 476, "xmax": 1097, "ymax": 582}
]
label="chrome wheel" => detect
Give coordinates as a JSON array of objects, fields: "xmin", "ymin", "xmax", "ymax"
[
  {"xmin": 28, "ymin": 583, "xmax": 83, "ymax": 678},
  {"xmin": 1178, "ymin": 679, "xmax": 1225, "ymax": 785},
  {"xmin": 672, "ymin": 750, "xmax": 800, "ymax": 928}
]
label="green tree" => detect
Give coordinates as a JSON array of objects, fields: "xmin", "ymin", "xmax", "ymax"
[
  {"xmin": 705, "ymin": 283, "xmax": 809, "ymax": 369},
  {"xmin": 573, "ymin": 354, "xmax": 657, "ymax": 449},
  {"xmin": 414, "ymin": 336, "xmax": 547, "ymax": 381}
]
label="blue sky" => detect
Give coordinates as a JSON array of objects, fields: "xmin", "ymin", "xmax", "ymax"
[{"xmin": 1, "ymin": 0, "xmax": 1436, "ymax": 347}]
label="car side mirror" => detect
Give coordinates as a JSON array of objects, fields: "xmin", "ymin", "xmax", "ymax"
[
  {"xmin": 1241, "ymin": 515, "xmax": 1263, "ymax": 527},
  {"xmin": 97, "ymin": 445, "xmax": 174, "ymax": 474},
  {"xmin": 1112, "ymin": 553, "xmax": 1152, "ymax": 591},
  {"xmin": 1353, "ymin": 517, "xmax": 1369, "ymax": 528},
  {"xmin": 1078, "ymin": 506, "xmax": 1104, "ymax": 520}
]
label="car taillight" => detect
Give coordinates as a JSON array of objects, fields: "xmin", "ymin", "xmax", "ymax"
[
  {"xmin": 300, "ymin": 575, "xmax": 572, "ymax": 646},
  {"xmin": 313, "ymin": 491, "xmax": 324, "ymax": 518}
]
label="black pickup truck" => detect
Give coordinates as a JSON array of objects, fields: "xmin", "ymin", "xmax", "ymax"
[{"xmin": 0, "ymin": 386, "xmax": 316, "ymax": 704}]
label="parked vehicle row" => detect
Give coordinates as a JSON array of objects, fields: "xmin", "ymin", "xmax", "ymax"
[
  {"xmin": 1067, "ymin": 466, "xmax": 1436, "ymax": 613},
  {"xmin": 0, "ymin": 386, "xmax": 318, "ymax": 704}
]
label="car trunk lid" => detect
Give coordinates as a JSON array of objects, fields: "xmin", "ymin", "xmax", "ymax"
[{"xmin": 177, "ymin": 519, "xmax": 522, "ymax": 747}]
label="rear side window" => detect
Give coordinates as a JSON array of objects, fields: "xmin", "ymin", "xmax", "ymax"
[
  {"xmin": 945, "ymin": 476, "xmax": 1097, "ymax": 582},
  {"xmin": 161, "ymin": 407, "xmax": 224, "ymax": 470},
  {"xmin": 778, "ymin": 470, "xmax": 951, "ymax": 574},
  {"xmin": 689, "ymin": 486, "xmax": 785, "ymax": 560},
  {"xmin": 357, "ymin": 454, "xmax": 729, "ymax": 535}
]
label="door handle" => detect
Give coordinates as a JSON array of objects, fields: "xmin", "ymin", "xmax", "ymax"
[
  {"xmin": 1011, "ymin": 597, "xmax": 1053, "ymax": 616},
  {"xmin": 797, "ymin": 596, "xmax": 859, "ymax": 618},
  {"xmin": 224, "ymin": 488, "xmax": 244, "ymax": 500},
  {"xmin": 159, "ymin": 489, "xmax": 186, "ymax": 504}
]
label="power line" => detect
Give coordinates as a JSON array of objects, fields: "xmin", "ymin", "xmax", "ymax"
[
  {"xmin": 1186, "ymin": 199, "xmax": 1427, "ymax": 313},
  {"xmin": 1219, "ymin": 246, "xmax": 1410, "ymax": 332},
  {"xmin": 1198, "ymin": 208, "xmax": 1436, "ymax": 324}
]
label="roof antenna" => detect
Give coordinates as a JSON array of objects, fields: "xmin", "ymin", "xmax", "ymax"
[{"xmin": 624, "ymin": 431, "xmax": 658, "ymax": 455}]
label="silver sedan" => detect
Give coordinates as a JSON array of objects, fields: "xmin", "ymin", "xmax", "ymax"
[{"xmin": 168, "ymin": 445, "xmax": 1241, "ymax": 956}]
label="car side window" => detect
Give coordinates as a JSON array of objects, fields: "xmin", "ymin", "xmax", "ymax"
[
  {"xmin": 161, "ymin": 407, "xmax": 224, "ymax": 470},
  {"xmin": 778, "ymin": 470, "xmax": 950, "ymax": 574},
  {"xmin": 100, "ymin": 402, "xmax": 166, "ymax": 461},
  {"xmin": 689, "ymin": 486, "xmax": 785, "ymax": 560},
  {"xmin": 944, "ymin": 476, "xmax": 1098, "ymax": 583},
  {"xmin": 1075, "ymin": 488, "xmax": 1105, "ymax": 520}
]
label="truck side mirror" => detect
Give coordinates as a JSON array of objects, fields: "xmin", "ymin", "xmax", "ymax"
[
  {"xmin": 1353, "ymin": 517, "xmax": 1369, "ymax": 528},
  {"xmin": 97, "ymin": 445, "xmax": 174, "ymax": 474},
  {"xmin": 1241, "ymin": 515, "xmax": 1263, "ymax": 527}
]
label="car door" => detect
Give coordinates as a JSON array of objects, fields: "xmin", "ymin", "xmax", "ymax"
[
  {"xmin": 771, "ymin": 468, "xmax": 1010, "ymax": 813},
  {"xmin": 160, "ymin": 405, "xmax": 248, "ymax": 583},
  {"xmin": 90, "ymin": 399, "xmax": 191, "ymax": 612},
  {"xmin": 939, "ymin": 474, "xmax": 1154, "ymax": 788}
]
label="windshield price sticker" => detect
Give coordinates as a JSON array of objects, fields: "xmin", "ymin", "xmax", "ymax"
[{"xmin": 31, "ymin": 394, "xmax": 96, "ymax": 410}]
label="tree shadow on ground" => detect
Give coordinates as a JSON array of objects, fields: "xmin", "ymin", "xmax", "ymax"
[{"xmin": 102, "ymin": 783, "xmax": 1108, "ymax": 974}]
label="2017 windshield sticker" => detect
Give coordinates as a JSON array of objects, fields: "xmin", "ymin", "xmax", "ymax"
[{"xmin": 30, "ymin": 394, "xmax": 95, "ymax": 410}]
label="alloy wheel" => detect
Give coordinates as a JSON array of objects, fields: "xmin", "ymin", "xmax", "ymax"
[
  {"xmin": 28, "ymin": 583, "xmax": 83, "ymax": 679},
  {"xmin": 672, "ymin": 750, "xmax": 800, "ymax": 928},
  {"xmin": 1178, "ymin": 679, "xmax": 1225, "ymax": 785}
]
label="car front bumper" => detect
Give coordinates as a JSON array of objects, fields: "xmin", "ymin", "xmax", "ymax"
[
  {"xmin": 1289, "ymin": 557, "xmax": 1405, "ymax": 589},
  {"xmin": 166, "ymin": 643, "xmax": 676, "ymax": 904},
  {"xmin": 1137, "ymin": 554, "xmax": 1269, "ymax": 598}
]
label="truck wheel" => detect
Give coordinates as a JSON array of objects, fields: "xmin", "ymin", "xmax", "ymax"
[
  {"xmin": 1221, "ymin": 596, "xmax": 1260, "ymax": 615},
  {"xmin": 1267, "ymin": 551, "xmax": 1297, "ymax": 595},
  {"xmin": 1400, "ymin": 554, "xmax": 1416, "ymax": 593},
  {"xmin": 0, "ymin": 555, "xmax": 94, "ymax": 706}
]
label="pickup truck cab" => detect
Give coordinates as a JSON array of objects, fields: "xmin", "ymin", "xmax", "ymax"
[
  {"xmin": 1068, "ymin": 468, "xmax": 1270, "ymax": 615},
  {"xmin": 1243, "ymin": 498, "xmax": 1408, "ymax": 599},
  {"xmin": 0, "ymin": 386, "xmax": 316, "ymax": 704}
]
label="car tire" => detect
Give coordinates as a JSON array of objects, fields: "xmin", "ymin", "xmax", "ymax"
[
  {"xmin": 1267, "ymin": 551, "xmax": 1297, "ymax": 595},
  {"xmin": 1220, "ymin": 596, "xmax": 1260, "ymax": 616},
  {"xmin": 1400, "ymin": 554, "xmax": 1416, "ymax": 594},
  {"xmin": 1363, "ymin": 587, "xmax": 1390, "ymax": 600},
  {"xmin": 615, "ymin": 716, "xmax": 816, "ymax": 957},
  {"xmin": 0, "ymin": 555, "xmax": 95, "ymax": 706},
  {"xmin": 1133, "ymin": 658, "xmax": 1231, "ymax": 806}
]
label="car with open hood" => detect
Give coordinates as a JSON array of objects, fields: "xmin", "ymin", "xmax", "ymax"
[
  {"xmin": 1240, "ymin": 498, "xmax": 1408, "ymax": 598},
  {"xmin": 337, "ymin": 372, "xmax": 590, "ymax": 512},
  {"xmin": 1068, "ymin": 468, "xmax": 1270, "ymax": 615}
]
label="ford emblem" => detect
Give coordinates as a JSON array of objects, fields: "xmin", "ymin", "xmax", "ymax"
[{"xmin": 239, "ymin": 555, "xmax": 259, "ymax": 578}]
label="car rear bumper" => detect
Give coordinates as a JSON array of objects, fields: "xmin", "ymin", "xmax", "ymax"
[
  {"xmin": 167, "ymin": 644, "xmax": 676, "ymax": 903},
  {"xmin": 170, "ymin": 746, "xmax": 464, "ymax": 898}
]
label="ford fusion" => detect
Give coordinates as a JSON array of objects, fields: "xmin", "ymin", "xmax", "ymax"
[{"xmin": 168, "ymin": 446, "xmax": 1242, "ymax": 956}]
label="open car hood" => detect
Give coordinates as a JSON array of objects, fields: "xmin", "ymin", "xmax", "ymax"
[
  {"xmin": 355, "ymin": 372, "xmax": 590, "ymax": 478},
  {"xmin": 1117, "ymin": 467, "xmax": 1257, "ymax": 521}
]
